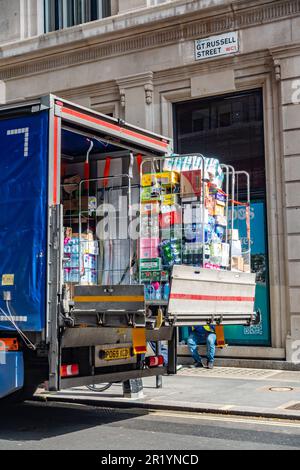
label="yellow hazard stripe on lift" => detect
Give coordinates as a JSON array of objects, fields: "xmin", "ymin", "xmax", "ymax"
[{"xmin": 74, "ymin": 296, "xmax": 144, "ymax": 303}]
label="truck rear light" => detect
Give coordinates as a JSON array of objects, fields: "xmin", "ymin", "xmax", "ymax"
[
  {"xmin": 60, "ymin": 364, "xmax": 79, "ymax": 377},
  {"xmin": 145, "ymin": 355, "xmax": 164, "ymax": 368},
  {"xmin": 0, "ymin": 338, "xmax": 19, "ymax": 351}
]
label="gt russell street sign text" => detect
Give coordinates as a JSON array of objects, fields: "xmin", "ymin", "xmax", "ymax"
[{"xmin": 195, "ymin": 32, "xmax": 239, "ymax": 60}]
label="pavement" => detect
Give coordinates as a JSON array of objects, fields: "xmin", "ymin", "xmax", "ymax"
[{"xmin": 35, "ymin": 365, "xmax": 300, "ymax": 420}]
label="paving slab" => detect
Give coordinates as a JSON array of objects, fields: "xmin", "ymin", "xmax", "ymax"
[{"xmin": 34, "ymin": 366, "xmax": 300, "ymax": 421}]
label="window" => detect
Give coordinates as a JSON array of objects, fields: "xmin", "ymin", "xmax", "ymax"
[
  {"xmin": 175, "ymin": 90, "xmax": 265, "ymax": 198},
  {"xmin": 44, "ymin": 0, "xmax": 111, "ymax": 33}
]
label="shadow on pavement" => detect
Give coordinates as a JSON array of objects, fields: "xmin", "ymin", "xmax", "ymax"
[{"xmin": 0, "ymin": 400, "xmax": 148, "ymax": 442}]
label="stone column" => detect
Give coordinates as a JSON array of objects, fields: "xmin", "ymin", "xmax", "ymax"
[
  {"xmin": 273, "ymin": 52, "xmax": 300, "ymax": 363},
  {"xmin": 116, "ymin": 72, "xmax": 154, "ymax": 131}
]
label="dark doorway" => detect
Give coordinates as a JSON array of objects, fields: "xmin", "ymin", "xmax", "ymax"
[{"xmin": 174, "ymin": 89, "xmax": 271, "ymax": 346}]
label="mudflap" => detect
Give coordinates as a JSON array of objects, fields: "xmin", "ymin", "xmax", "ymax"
[{"xmin": 0, "ymin": 351, "xmax": 24, "ymax": 399}]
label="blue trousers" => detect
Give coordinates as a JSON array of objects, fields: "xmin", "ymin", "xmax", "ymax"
[
  {"xmin": 150, "ymin": 341, "xmax": 168, "ymax": 366},
  {"xmin": 187, "ymin": 331, "xmax": 216, "ymax": 364}
]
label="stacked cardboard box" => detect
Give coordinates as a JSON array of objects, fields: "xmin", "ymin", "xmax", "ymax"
[
  {"xmin": 64, "ymin": 232, "xmax": 98, "ymax": 285},
  {"xmin": 139, "ymin": 158, "xmax": 251, "ymax": 303}
]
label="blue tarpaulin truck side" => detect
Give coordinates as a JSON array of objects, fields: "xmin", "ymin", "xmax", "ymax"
[{"xmin": 0, "ymin": 96, "xmax": 257, "ymax": 402}]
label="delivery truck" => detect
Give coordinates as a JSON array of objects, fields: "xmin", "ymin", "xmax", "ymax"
[{"xmin": 0, "ymin": 95, "xmax": 259, "ymax": 403}]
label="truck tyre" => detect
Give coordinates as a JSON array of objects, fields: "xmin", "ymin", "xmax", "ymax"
[
  {"xmin": 0, "ymin": 364, "xmax": 43, "ymax": 406},
  {"xmin": 0, "ymin": 382, "xmax": 38, "ymax": 405}
]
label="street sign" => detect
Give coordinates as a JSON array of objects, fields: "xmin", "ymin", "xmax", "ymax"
[{"xmin": 195, "ymin": 31, "xmax": 239, "ymax": 61}]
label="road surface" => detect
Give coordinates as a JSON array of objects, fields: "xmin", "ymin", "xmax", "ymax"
[{"xmin": 0, "ymin": 401, "xmax": 299, "ymax": 450}]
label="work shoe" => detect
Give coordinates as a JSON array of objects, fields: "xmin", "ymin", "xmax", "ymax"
[
  {"xmin": 207, "ymin": 362, "xmax": 214, "ymax": 370},
  {"xmin": 190, "ymin": 360, "xmax": 205, "ymax": 368}
]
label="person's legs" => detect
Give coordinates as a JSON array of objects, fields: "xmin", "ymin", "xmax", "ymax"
[
  {"xmin": 206, "ymin": 333, "xmax": 217, "ymax": 365},
  {"xmin": 150, "ymin": 341, "xmax": 168, "ymax": 366},
  {"xmin": 159, "ymin": 342, "xmax": 169, "ymax": 367},
  {"xmin": 187, "ymin": 331, "xmax": 203, "ymax": 364}
]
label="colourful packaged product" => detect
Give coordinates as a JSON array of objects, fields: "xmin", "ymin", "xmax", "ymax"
[
  {"xmin": 83, "ymin": 254, "xmax": 97, "ymax": 269},
  {"xmin": 140, "ymin": 237, "xmax": 160, "ymax": 259},
  {"xmin": 162, "ymin": 194, "xmax": 179, "ymax": 205},
  {"xmin": 140, "ymin": 271, "xmax": 161, "ymax": 282},
  {"xmin": 160, "ymin": 171, "xmax": 180, "ymax": 186},
  {"xmin": 209, "ymin": 187, "xmax": 226, "ymax": 204},
  {"xmin": 163, "ymin": 282, "xmax": 170, "ymax": 301},
  {"xmin": 145, "ymin": 283, "xmax": 155, "ymax": 301},
  {"xmin": 160, "ymin": 226, "xmax": 182, "ymax": 240},
  {"xmin": 140, "ymin": 258, "xmax": 162, "ymax": 271},
  {"xmin": 210, "ymin": 242, "xmax": 222, "ymax": 264},
  {"xmin": 180, "ymin": 170, "xmax": 202, "ymax": 199},
  {"xmin": 205, "ymin": 195, "xmax": 215, "ymax": 215},
  {"xmin": 161, "ymin": 270, "xmax": 170, "ymax": 282},
  {"xmin": 214, "ymin": 215, "xmax": 227, "ymax": 227},
  {"xmin": 159, "ymin": 210, "xmax": 182, "ymax": 228},
  {"xmin": 215, "ymin": 192, "xmax": 226, "ymax": 204},
  {"xmin": 231, "ymin": 239, "xmax": 242, "ymax": 257},
  {"xmin": 214, "ymin": 224, "xmax": 225, "ymax": 241},
  {"xmin": 140, "ymin": 237, "xmax": 160, "ymax": 248},
  {"xmin": 159, "ymin": 239, "xmax": 181, "ymax": 267},
  {"xmin": 64, "ymin": 267, "xmax": 80, "ymax": 283},
  {"xmin": 184, "ymin": 224, "xmax": 212, "ymax": 243},
  {"xmin": 221, "ymin": 243, "xmax": 230, "ymax": 267},
  {"xmin": 213, "ymin": 201, "xmax": 225, "ymax": 217},
  {"xmin": 231, "ymin": 256, "xmax": 244, "ymax": 272},
  {"xmin": 141, "ymin": 217, "xmax": 159, "ymax": 238},
  {"xmin": 183, "ymin": 203, "xmax": 208, "ymax": 225},
  {"xmin": 141, "ymin": 201, "xmax": 161, "ymax": 215},
  {"xmin": 243, "ymin": 264, "xmax": 251, "ymax": 273},
  {"xmin": 207, "ymin": 214, "xmax": 215, "ymax": 224},
  {"xmin": 204, "ymin": 158, "xmax": 224, "ymax": 188},
  {"xmin": 81, "ymin": 269, "xmax": 97, "ymax": 285},
  {"xmin": 204, "ymin": 263, "xmax": 221, "ymax": 270},
  {"xmin": 141, "ymin": 186, "xmax": 164, "ymax": 202},
  {"xmin": 141, "ymin": 172, "xmax": 179, "ymax": 187}
]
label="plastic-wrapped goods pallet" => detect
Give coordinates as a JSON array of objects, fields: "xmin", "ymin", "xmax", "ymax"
[
  {"xmin": 139, "ymin": 154, "xmax": 251, "ymax": 305},
  {"xmin": 63, "ymin": 232, "xmax": 98, "ymax": 286}
]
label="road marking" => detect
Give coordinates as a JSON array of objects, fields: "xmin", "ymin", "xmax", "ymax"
[{"xmin": 148, "ymin": 410, "xmax": 300, "ymax": 429}]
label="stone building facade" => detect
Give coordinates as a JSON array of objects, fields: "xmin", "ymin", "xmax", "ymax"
[{"xmin": 0, "ymin": 0, "xmax": 300, "ymax": 362}]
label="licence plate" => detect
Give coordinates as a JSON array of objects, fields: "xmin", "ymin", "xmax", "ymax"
[{"xmin": 104, "ymin": 347, "xmax": 131, "ymax": 361}]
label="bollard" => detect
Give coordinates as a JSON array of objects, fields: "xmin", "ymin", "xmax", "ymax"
[{"xmin": 122, "ymin": 378, "xmax": 144, "ymax": 399}]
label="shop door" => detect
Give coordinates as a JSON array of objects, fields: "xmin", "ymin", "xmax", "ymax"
[{"xmin": 174, "ymin": 89, "xmax": 271, "ymax": 346}]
